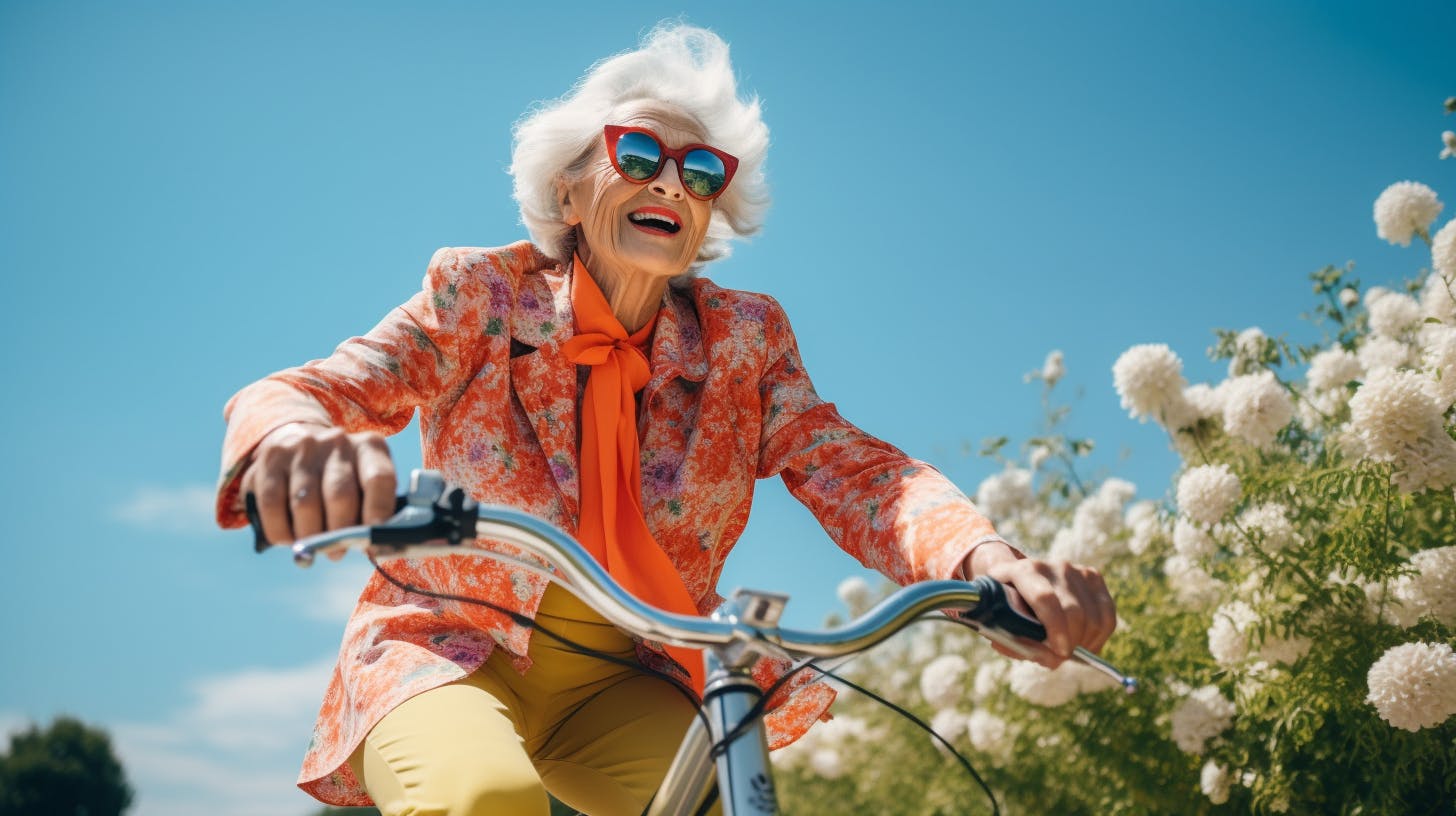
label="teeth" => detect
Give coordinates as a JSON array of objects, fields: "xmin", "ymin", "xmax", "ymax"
[{"xmin": 630, "ymin": 212, "xmax": 677, "ymax": 228}]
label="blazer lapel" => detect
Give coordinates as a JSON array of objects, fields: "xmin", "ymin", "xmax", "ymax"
[
  {"xmin": 509, "ymin": 270, "xmax": 708, "ymax": 525},
  {"xmin": 510, "ymin": 262, "xmax": 580, "ymax": 524},
  {"xmin": 643, "ymin": 284, "xmax": 709, "ymax": 407}
]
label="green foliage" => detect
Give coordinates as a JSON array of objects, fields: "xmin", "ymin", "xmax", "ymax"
[
  {"xmin": 979, "ymin": 436, "xmax": 1009, "ymax": 458},
  {"xmin": 775, "ymin": 190, "xmax": 1456, "ymax": 812},
  {"xmin": 0, "ymin": 716, "xmax": 133, "ymax": 816}
]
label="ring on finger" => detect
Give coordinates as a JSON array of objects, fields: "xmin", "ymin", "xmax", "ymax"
[{"xmin": 295, "ymin": 487, "xmax": 310, "ymax": 501}]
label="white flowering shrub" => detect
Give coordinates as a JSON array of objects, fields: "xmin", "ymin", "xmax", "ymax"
[{"xmin": 777, "ymin": 146, "xmax": 1456, "ymax": 813}]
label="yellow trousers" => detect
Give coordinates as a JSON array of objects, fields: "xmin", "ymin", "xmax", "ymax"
[{"xmin": 348, "ymin": 584, "xmax": 704, "ymax": 816}]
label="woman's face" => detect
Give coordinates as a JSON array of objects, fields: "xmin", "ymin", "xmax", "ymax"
[{"xmin": 558, "ymin": 102, "xmax": 716, "ymax": 282}]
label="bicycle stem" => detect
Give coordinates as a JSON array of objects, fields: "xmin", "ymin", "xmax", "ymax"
[{"xmin": 277, "ymin": 470, "xmax": 1139, "ymax": 678}]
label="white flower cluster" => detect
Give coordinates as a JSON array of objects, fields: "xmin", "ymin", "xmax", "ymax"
[
  {"xmin": 1237, "ymin": 503, "xmax": 1298, "ymax": 554},
  {"xmin": 771, "ymin": 713, "xmax": 881, "ymax": 778},
  {"xmin": 1006, "ymin": 660, "xmax": 1081, "ymax": 707},
  {"xmin": 1219, "ymin": 371, "xmax": 1294, "ymax": 448},
  {"xmin": 1235, "ymin": 566, "xmax": 1273, "ymax": 603},
  {"xmin": 1201, "ymin": 760, "xmax": 1232, "ymax": 805},
  {"xmin": 1110, "ymin": 340, "xmax": 1274, "ymax": 436},
  {"xmin": 1348, "ymin": 368, "xmax": 1456, "ymax": 492},
  {"xmin": 903, "ymin": 625, "xmax": 939, "ymax": 664},
  {"xmin": 1363, "ymin": 578, "xmax": 1423, "ymax": 629},
  {"xmin": 1423, "ymin": 270, "xmax": 1456, "ymax": 325},
  {"xmin": 1181, "ymin": 383, "xmax": 1223, "ymax": 424},
  {"xmin": 1307, "ymin": 347, "xmax": 1364, "ymax": 392},
  {"xmin": 1124, "ymin": 500, "xmax": 1163, "ymax": 556},
  {"xmin": 1368, "ymin": 291, "xmax": 1422, "ymax": 338},
  {"xmin": 1113, "ymin": 344, "xmax": 1187, "ymax": 424},
  {"xmin": 1433, "ymin": 221, "xmax": 1456, "ymax": 280},
  {"xmin": 1047, "ymin": 478, "xmax": 1136, "ymax": 568},
  {"xmin": 974, "ymin": 466, "xmax": 1033, "ymax": 521},
  {"xmin": 1359, "ymin": 335, "xmax": 1414, "ymax": 372},
  {"xmin": 1208, "ymin": 600, "xmax": 1259, "ymax": 666},
  {"xmin": 965, "ymin": 709, "xmax": 1012, "ymax": 755},
  {"xmin": 1028, "ymin": 444, "xmax": 1052, "ymax": 470},
  {"xmin": 1305, "ymin": 346, "xmax": 1363, "ymax": 418},
  {"xmin": 1228, "ymin": 327, "xmax": 1268, "ymax": 376},
  {"xmin": 1042, "ymin": 349, "xmax": 1066, "ymax": 386},
  {"xmin": 1170, "ymin": 684, "xmax": 1236, "ymax": 754},
  {"xmin": 973, "ymin": 660, "xmax": 1007, "ymax": 701},
  {"xmin": 836, "ymin": 576, "xmax": 875, "ymax": 615},
  {"xmin": 1164, "ymin": 554, "xmax": 1225, "ymax": 609},
  {"xmin": 1005, "ymin": 659, "xmax": 1117, "ymax": 707},
  {"xmin": 1173, "ymin": 518, "xmax": 1216, "ymax": 559},
  {"xmin": 929, "ymin": 707, "xmax": 968, "ymax": 752},
  {"xmin": 1391, "ymin": 546, "xmax": 1456, "ymax": 628},
  {"xmin": 919, "ymin": 654, "xmax": 969, "ymax": 709},
  {"xmin": 1373, "ymin": 181, "xmax": 1443, "ymax": 247},
  {"xmin": 1176, "ymin": 464, "xmax": 1241, "ymax": 525},
  {"xmin": 1365, "ymin": 642, "xmax": 1456, "ymax": 732},
  {"xmin": 1224, "ymin": 597, "xmax": 1314, "ymax": 668},
  {"xmin": 1420, "ymin": 323, "xmax": 1456, "ymax": 409}
]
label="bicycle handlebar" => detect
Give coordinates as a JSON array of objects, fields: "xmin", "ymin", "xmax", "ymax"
[{"xmin": 247, "ymin": 470, "xmax": 1134, "ymax": 688}]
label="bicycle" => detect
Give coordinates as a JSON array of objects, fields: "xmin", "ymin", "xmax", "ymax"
[{"xmin": 248, "ymin": 469, "xmax": 1137, "ymax": 816}]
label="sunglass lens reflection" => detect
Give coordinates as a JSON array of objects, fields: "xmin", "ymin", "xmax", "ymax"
[
  {"xmin": 615, "ymin": 131, "xmax": 661, "ymax": 181},
  {"xmin": 682, "ymin": 149, "xmax": 727, "ymax": 197}
]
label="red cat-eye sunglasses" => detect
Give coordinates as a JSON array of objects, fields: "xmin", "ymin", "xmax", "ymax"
[{"xmin": 603, "ymin": 125, "xmax": 739, "ymax": 201}]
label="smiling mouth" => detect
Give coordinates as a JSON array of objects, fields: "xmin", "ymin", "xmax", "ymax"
[{"xmin": 628, "ymin": 208, "xmax": 682, "ymax": 236}]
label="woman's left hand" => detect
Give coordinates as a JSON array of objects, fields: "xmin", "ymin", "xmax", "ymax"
[{"xmin": 968, "ymin": 546, "xmax": 1117, "ymax": 668}]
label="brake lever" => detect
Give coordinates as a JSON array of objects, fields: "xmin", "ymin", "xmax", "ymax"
[{"xmin": 245, "ymin": 470, "xmax": 480, "ymax": 562}]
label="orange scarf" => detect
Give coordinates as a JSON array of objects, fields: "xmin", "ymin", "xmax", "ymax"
[{"xmin": 561, "ymin": 257, "xmax": 705, "ymax": 696}]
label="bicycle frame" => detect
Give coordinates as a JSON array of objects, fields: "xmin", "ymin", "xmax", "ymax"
[{"xmin": 270, "ymin": 470, "xmax": 1135, "ymax": 816}]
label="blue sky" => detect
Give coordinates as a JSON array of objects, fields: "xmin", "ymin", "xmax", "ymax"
[{"xmin": 2, "ymin": 2, "xmax": 1453, "ymax": 813}]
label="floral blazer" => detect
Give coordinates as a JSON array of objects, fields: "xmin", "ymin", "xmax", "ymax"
[{"xmin": 216, "ymin": 242, "xmax": 1000, "ymax": 805}]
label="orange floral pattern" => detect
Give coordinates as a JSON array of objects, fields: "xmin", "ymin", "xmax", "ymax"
[{"xmin": 216, "ymin": 242, "xmax": 1000, "ymax": 805}]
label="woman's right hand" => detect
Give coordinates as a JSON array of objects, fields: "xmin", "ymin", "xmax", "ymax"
[{"xmin": 241, "ymin": 422, "xmax": 398, "ymax": 547}]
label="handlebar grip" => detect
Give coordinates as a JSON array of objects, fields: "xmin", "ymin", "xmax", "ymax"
[
  {"xmin": 244, "ymin": 492, "xmax": 270, "ymax": 554},
  {"xmin": 965, "ymin": 575, "xmax": 1048, "ymax": 641},
  {"xmin": 245, "ymin": 492, "xmax": 413, "ymax": 555}
]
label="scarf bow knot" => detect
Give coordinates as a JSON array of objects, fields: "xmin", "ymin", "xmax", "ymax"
[{"xmin": 562, "ymin": 257, "xmax": 705, "ymax": 697}]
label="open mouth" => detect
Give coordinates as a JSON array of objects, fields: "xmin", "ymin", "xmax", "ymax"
[{"xmin": 627, "ymin": 207, "xmax": 682, "ymax": 236}]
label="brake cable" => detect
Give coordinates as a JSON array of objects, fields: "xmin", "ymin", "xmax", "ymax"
[{"xmin": 367, "ymin": 557, "xmax": 1000, "ymax": 814}]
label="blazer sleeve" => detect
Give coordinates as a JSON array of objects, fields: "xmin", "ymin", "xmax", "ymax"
[
  {"xmin": 753, "ymin": 297, "xmax": 1010, "ymax": 585},
  {"xmin": 215, "ymin": 246, "xmax": 502, "ymax": 528}
]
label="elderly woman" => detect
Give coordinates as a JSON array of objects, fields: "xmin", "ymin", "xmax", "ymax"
[{"xmin": 217, "ymin": 24, "xmax": 1115, "ymax": 816}]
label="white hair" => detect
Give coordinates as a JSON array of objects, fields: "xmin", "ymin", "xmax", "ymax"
[{"xmin": 510, "ymin": 23, "xmax": 770, "ymax": 270}]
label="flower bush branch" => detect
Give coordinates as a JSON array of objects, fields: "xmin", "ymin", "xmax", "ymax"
[{"xmin": 775, "ymin": 105, "xmax": 1456, "ymax": 815}]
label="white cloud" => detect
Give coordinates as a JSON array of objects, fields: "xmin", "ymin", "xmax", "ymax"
[
  {"xmin": 110, "ymin": 657, "xmax": 338, "ymax": 816},
  {"xmin": 111, "ymin": 484, "xmax": 219, "ymax": 536}
]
